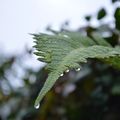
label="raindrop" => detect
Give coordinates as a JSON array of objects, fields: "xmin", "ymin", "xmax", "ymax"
[
  {"xmin": 63, "ymin": 35, "xmax": 69, "ymax": 38},
  {"xmin": 65, "ymin": 69, "xmax": 70, "ymax": 73},
  {"xmin": 75, "ymin": 68, "xmax": 80, "ymax": 71},
  {"xmin": 60, "ymin": 73, "xmax": 64, "ymax": 77},
  {"xmin": 34, "ymin": 103, "xmax": 40, "ymax": 109}
]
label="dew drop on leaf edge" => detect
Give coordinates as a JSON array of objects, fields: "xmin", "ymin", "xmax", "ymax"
[
  {"xmin": 66, "ymin": 69, "xmax": 70, "ymax": 73},
  {"xmin": 60, "ymin": 73, "xmax": 64, "ymax": 76},
  {"xmin": 75, "ymin": 68, "xmax": 80, "ymax": 71},
  {"xmin": 34, "ymin": 103, "xmax": 40, "ymax": 109}
]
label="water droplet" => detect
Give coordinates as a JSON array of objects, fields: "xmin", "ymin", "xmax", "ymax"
[
  {"xmin": 63, "ymin": 35, "xmax": 68, "ymax": 38},
  {"xmin": 75, "ymin": 68, "xmax": 80, "ymax": 71},
  {"xmin": 60, "ymin": 73, "xmax": 64, "ymax": 76},
  {"xmin": 34, "ymin": 103, "xmax": 40, "ymax": 109},
  {"xmin": 65, "ymin": 69, "xmax": 70, "ymax": 73}
]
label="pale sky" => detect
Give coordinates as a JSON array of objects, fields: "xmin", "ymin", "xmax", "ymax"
[{"xmin": 0, "ymin": 0, "xmax": 113, "ymax": 54}]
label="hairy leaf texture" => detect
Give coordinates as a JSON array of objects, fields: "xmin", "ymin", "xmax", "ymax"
[{"xmin": 33, "ymin": 32, "xmax": 120, "ymax": 107}]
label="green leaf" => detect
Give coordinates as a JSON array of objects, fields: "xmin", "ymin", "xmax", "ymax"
[
  {"xmin": 33, "ymin": 32, "xmax": 120, "ymax": 107},
  {"xmin": 97, "ymin": 8, "xmax": 107, "ymax": 20},
  {"xmin": 114, "ymin": 7, "xmax": 120, "ymax": 30},
  {"xmin": 85, "ymin": 15, "xmax": 91, "ymax": 21},
  {"xmin": 92, "ymin": 33, "xmax": 111, "ymax": 47},
  {"xmin": 112, "ymin": 0, "xmax": 120, "ymax": 3}
]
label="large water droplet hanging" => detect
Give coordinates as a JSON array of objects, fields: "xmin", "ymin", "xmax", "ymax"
[
  {"xmin": 75, "ymin": 68, "xmax": 80, "ymax": 71},
  {"xmin": 60, "ymin": 73, "xmax": 64, "ymax": 76},
  {"xmin": 34, "ymin": 103, "xmax": 40, "ymax": 109}
]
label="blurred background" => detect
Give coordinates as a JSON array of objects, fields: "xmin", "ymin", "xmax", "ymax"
[{"xmin": 0, "ymin": 0, "xmax": 120, "ymax": 120}]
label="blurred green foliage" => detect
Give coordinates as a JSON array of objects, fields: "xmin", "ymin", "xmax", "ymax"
[
  {"xmin": 0, "ymin": 0, "xmax": 120, "ymax": 120},
  {"xmin": 97, "ymin": 8, "xmax": 107, "ymax": 20}
]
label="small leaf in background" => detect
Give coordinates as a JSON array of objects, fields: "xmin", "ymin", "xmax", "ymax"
[
  {"xmin": 112, "ymin": 0, "xmax": 120, "ymax": 3},
  {"xmin": 114, "ymin": 7, "xmax": 120, "ymax": 30},
  {"xmin": 85, "ymin": 15, "xmax": 91, "ymax": 22},
  {"xmin": 97, "ymin": 8, "xmax": 107, "ymax": 20}
]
